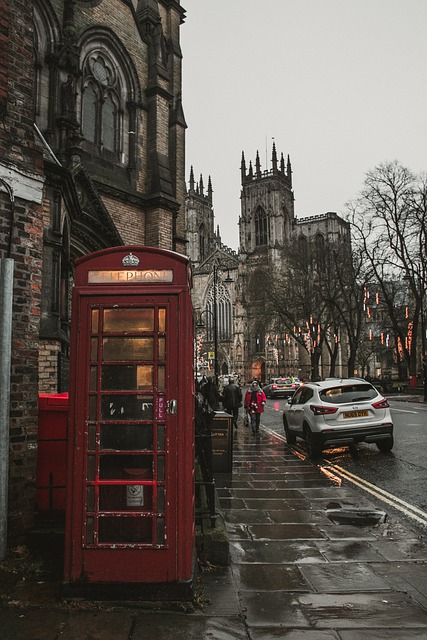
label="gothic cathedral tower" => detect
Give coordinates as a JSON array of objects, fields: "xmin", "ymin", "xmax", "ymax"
[{"xmin": 236, "ymin": 142, "xmax": 297, "ymax": 382}]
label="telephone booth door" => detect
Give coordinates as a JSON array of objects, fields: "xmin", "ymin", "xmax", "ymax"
[{"xmin": 63, "ymin": 247, "xmax": 194, "ymax": 592}]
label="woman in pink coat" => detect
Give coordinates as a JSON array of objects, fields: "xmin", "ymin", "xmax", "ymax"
[{"xmin": 244, "ymin": 380, "xmax": 267, "ymax": 434}]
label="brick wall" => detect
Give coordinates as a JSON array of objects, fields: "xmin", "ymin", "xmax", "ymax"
[{"xmin": 0, "ymin": 1, "xmax": 45, "ymax": 539}]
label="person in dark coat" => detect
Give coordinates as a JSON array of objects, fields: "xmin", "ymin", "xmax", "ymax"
[
  {"xmin": 201, "ymin": 376, "xmax": 220, "ymax": 411},
  {"xmin": 222, "ymin": 377, "xmax": 242, "ymax": 429}
]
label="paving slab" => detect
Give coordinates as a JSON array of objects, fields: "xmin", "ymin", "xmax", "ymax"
[
  {"xmin": 314, "ymin": 539, "xmax": 390, "ymax": 562},
  {"xmin": 132, "ymin": 612, "xmax": 247, "ymax": 640},
  {"xmin": 241, "ymin": 590, "xmax": 311, "ymax": 628},
  {"xmin": 232, "ymin": 563, "xmax": 309, "ymax": 592},
  {"xmin": 298, "ymin": 562, "xmax": 390, "ymax": 592},
  {"xmin": 230, "ymin": 540, "xmax": 327, "ymax": 564},
  {"xmin": 298, "ymin": 591, "xmax": 427, "ymax": 629},
  {"xmin": 249, "ymin": 630, "xmax": 341, "ymax": 640}
]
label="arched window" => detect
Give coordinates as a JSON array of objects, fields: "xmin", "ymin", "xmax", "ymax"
[
  {"xmin": 81, "ymin": 54, "xmax": 120, "ymax": 155},
  {"xmin": 255, "ymin": 207, "xmax": 268, "ymax": 246},
  {"xmin": 82, "ymin": 82, "xmax": 97, "ymax": 143},
  {"xmin": 205, "ymin": 276, "xmax": 233, "ymax": 341}
]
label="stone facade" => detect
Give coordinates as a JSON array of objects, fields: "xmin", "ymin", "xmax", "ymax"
[
  {"xmin": 188, "ymin": 143, "xmax": 351, "ymax": 384},
  {"xmin": 0, "ymin": 0, "xmax": 186, "ymax": 538}
]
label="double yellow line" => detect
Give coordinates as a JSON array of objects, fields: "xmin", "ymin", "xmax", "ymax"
[{"xmin": 263, "ymin": 425, "xmax": 427, "ymax": 528}]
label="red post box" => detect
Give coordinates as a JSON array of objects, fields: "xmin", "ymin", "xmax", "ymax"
[
  {"xmin": 63, "ymin": 247, "xmax": 195, "ymax": 598},
  {"xmin": 36, "ymin": 393, "xmax": 68, "ymax": 514}
]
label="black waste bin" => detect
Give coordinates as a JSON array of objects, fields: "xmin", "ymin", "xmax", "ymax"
[{"xmin": 211, "ymin": 410, "xmax": 233, "ymax": 473}]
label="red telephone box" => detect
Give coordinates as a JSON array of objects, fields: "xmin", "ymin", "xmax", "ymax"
[{"xmin": 63, "ymin": 247, "xmax": 195, "ymax": 598}]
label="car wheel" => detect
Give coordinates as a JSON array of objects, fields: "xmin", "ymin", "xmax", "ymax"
[
  {"xmin": 283, "ymin": 415, "xmax": 296, "ymax": 445},
  {"xmin": 303, "ymin": 425, "xmax": 322, "ymax": 459},
  {"xmin": 376, "ymin": 437, "xmax": 394, "ymax": 453}
]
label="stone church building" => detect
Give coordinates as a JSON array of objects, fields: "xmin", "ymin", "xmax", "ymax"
[{"xmin": 187, "ymin": 143, "xmax": 351, "ymax": 384}]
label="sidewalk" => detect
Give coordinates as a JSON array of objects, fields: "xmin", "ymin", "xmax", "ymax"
[{"xmin": 1, "ymin": 420, "xmax": 427, "ymax": 639}]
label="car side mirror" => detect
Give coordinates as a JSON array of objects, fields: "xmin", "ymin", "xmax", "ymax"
[{"xmin": 287, "ymin": 397, "xmax": 293, "ymax": 405}]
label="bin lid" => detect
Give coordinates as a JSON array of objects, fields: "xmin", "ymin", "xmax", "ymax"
[{"xmin": 38, "ymin": 393, "xmax": 69, "ymax": 409}]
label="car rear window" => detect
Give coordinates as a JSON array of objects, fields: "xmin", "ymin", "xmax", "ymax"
[{"xmin": 320, "ymin": 383, "xmax": 377, "ymax": 404}]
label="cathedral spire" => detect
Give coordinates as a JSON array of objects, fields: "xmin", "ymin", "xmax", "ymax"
[
  {"xmin": 248, "ymin": 160, "xmax": 253, "ymax": 179},
  {"xmin": 199, "ymin": 174, "xmax": 204, "ymax": 196},
  {"xmin": 272, "ymin": 141, "xmax": 278, "ymax": 173},
  {"xmin": 255, "ymin": 150, "xmax": 261, "ymax": 178},
  {"xmin": 189, "ymin": 166, "xmax": 195, "ymax": 192},
  {"xmin": 208, "ymin": 175, "xmax": 213, "ymax": 203},
  {"xmin": 287, "ymin": 154, "xmax": 292, "ymax": 186},
  {"xmin": 280, "ymin": 152, "xmax": 285, "ymax": 174},
  {"xmin": 241, "ymin": 151, "xmax": 247, "ymax": 181}
]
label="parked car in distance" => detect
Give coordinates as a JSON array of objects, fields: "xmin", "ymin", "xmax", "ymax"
[
  {"xmin": 264, "ymin": 377, "xmax": 301, "ymax": 398},
  {"xmin": 282, "ymin": 378, "xmax": 393, "ymax": 459}
]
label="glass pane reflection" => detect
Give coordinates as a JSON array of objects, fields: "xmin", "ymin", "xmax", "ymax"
[
  {"xmin": 102, "ymin": 337, "xmax": 153, "ymax": 361},
  {"xmin": 103, "ymin": 308, "xmax": 154, "ymax": 332},
  {"xmin": 101, "ymin": 365, "xmax": 153, "ymax": 390},
  {"xmin": 101, "ymin": 424, "xmax": 153, "ymax": 451}
]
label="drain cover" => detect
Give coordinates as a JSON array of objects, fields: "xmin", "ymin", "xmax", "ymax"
[{"xmin": 326, "ymin": 508, "xmax": 387, "ymax": 526}]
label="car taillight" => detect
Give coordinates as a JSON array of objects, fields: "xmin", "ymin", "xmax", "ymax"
[
  {"xmin": 272, "ymin": 384, "xmax": 278, "ymax": 389},
  {"xmin": 310, "ymin": 404, "xmax": 338, "ymax": 415},
  {"xmin": 372, "ymin": 398, "xmax": 389, "ymax": 409}
]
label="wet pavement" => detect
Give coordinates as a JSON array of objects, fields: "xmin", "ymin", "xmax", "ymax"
[{"xmin": 1, "ymin": 420, "xmax": 427, "ymax": 639}]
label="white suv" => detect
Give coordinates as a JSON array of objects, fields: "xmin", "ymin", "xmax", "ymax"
[{"xmin": 282, "ymin": 378, "xmax": 394, "ymax": 459}]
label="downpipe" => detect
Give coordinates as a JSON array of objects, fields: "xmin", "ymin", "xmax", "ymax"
[{"xmin": 0, "ymin": 258, "xmax": 14, "ymax": 560}]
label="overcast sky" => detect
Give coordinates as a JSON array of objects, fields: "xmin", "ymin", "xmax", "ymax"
[{"xmin": 180, "ymin": 0, "xmax": 427, "ymax": 250}]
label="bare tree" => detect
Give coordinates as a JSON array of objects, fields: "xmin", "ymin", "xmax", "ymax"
[{"xmin": 347, "ymin": 161, "xmax": 427, "ymax": 383}]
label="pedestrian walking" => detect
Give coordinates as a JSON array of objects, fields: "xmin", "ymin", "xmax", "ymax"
[
  {"xmin": 244, "ymin": 380, "xmax": 266, "ymax": 434},
  {"xmin": 222, "ymin": 376, "xmax": 242, "ymax": 429}
]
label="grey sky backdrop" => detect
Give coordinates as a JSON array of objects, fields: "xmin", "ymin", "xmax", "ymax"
[{"xmin": 180, "ymin": 0, "xmax": 427, "ymax": 250}]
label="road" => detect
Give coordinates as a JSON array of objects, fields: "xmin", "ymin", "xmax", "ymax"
[{"xmin": 258, "ymin": 394, "xmax": 427, "ymax": 534}]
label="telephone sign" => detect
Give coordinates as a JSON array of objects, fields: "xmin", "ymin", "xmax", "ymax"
[{"xmin": 63, "ymin": 247, "xmax": 195, "ymax": 598}]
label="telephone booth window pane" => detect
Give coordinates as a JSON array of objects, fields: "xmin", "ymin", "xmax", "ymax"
[
  {"xmin": 100, "ymin": 425, "xmax": 153, "ymax": 451},
  {"xmin": 101, "ymin": 395, "xmax": 154, "ymax": 420},
  {"xmin": 91, "ymin": 309, "xmax": 99, "ymax": 333},
  {"xmin": 87, "ymin": 486, "xmax": 95, "ymax": 512},
  {"xmin": 89, "ymin": 395, "xmax": 97, "ymax": 420},
  {"xmin": 156, "ymin": 517, "xmax": 165, "ymax": 545},
  {"xmin": 158, "ymin": 308, "xmax": 166, "ymax": 332},
  {"xmin": 137, "ymin": 365, "xmax": 153, "ymax": 389},
  {"xmin": 99, "ymin": 454, "xmax": 153, "ymax": 480},
  {"xmin": 86, "ymin": 517, "xmax": 94, "ymax": 545},
  {"xmin": 157, "ymin": 455, "xmax": 165, "ymax": 482},
  {"xmin": 157, "ymin": 425, "xmax": 165, "ymax": 451},
  {"xmin": 88, "ymin": 424, "xmax": 96, "ymax": 450},
  {"xmin": 89, "ymin": 366, "xmax": 97, "ymax": 391},
  {"xmin": 98, "ymin": 517, "xmax": 152, "ymax": 543},
  {"xmin": 158, "ymin": 337, "xmax": 166, "ymax": 360},
  {"xmin": 157, "ymin": 486, "xmax": 165, "ymax": 512},
  {"xmin": 102, "ymin": 337, "xmax": 153, "ymax": 361},
  {"xmin": 158, "ymin": 365, "xmax": 165, "ymax": 390},
  {"xmin": 103, "ymin": 308, "xmax": 154, "ymax": 332},
  {"xmin": 87, "ymin": 455, "xmax": 96, "ymax": 481},
  {"xmin": 90, "ymin": 338, "xmax": 98, "ymax": 361},
  {"xmin": 101, "ymin": 365, "xmax": 154, "ymax": 390},
  {"xmin": 99, "ymin": 485, "xmax": 152, "ymax": 510}
]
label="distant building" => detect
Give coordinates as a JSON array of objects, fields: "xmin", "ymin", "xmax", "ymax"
[{"xmin": 187, "ymin": 143, "xmax": 351, "ymax": 383}]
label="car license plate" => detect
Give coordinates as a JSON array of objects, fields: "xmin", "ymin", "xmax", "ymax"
[{"xmin": 343, "ymin": 410, "xmax": 368, "ymax": 418}]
